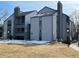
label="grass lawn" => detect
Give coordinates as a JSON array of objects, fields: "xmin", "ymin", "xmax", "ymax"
[{"xmin": 0, "ymin": 43, "xmax": 78, "ymax": 58}]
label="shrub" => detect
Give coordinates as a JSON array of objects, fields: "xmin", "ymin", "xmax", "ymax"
[{"xmin": 62, "ymin": 39, "xmax": 71, "ymax": 47}]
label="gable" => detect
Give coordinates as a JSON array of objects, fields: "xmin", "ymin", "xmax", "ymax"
[{"xmin": 38, "ymin": 6, "xmax": 57, "ymax": 14}]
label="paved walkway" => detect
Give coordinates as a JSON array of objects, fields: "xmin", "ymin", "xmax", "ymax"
[{"xmin": 70, "ymin": 43, "xmax": 79, "ymax": 51}]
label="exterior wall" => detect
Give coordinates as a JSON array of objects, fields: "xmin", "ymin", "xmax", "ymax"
[
  {"xmin": 11, "ymin": 15, "xmax": 14, "ymax": 38},
  {"xmin": 31, "ymin": 17, "xmax": 39, "ymax": 40},
  {"xmin": 4, "ymin": 11, "xmax": 37, "ymax": 40},
  {"xmin": 53, "ymin": 13, "xmax": 57, "ymax": 41},
  {"xmin": 31, "ymin": 13, "xmax": 57, "ymax": 41},
  {"xmin": 38, "ymin": 7, "xmax": 56, "ymax": 14},
  {"xmin": 70, "ymin": 21, "xmax": 75, "ymax": 40},
  {"xmin": 3, "ymin": 21, "xmax": 7, "ymax": 39},
  {"xmin": 62, "ymin": 15, "xmax": 67, "ymax": 41},
  {"xmin": 25, "ymin": 11, "xmax": 37, "ymax": 24},
  {"xmin": 13, "ymin": 16, "xmax": 25, "ymax": 39},
  {"xmin": 66, "ymin": 17, "xmax": 71, "ymax": 40},
  {"xmin": 3, "ymin": 15, "xmax": 14, "ymax": 39},
  {"xmin": 25, "ymin": 11, "xmax": 37, "ymax": 40},
  {"xmin": 41, "ymin": 15, "xmax": 53, "ymax": 41}
]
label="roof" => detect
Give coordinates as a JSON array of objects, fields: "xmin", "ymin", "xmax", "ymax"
[
  {"xmin": 63, "ymin": 14, "xmax": 69, "ymax": 18},
  {"xmin": 18, "ymin": 10, "xmax": 36, "ymax": 16},
  {"xmin": 31, "ymin": 13, "xmax": 56, "ymax": 18},
  {"xmin": 32, "ymin": 6, "xmax": 70, "ymax": 21},
  {"xmin": 31, "ymin": 6, "xmax": 57, "ymax": 18},
  {"xmin": 4, "ymin": 10, "xmax": 36, "ymax": 22},
  {"xmin": 62, "ymin": 14, "xmax": 71, "ymax": 23},
  {"xmin": 38, "ymin": 6, "xmax": 57, "ymax": 14},
  {"xmin": 4, "ymin": 14, "xmax": 13, "ymax": 22}
]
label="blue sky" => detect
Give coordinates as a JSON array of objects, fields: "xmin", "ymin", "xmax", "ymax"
[{"xmin": 0, "ymin": 1, "xmax": 79, "ymax": 23}]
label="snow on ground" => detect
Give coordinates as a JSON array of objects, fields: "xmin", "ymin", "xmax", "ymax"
[
  {"xmin": 0, "ymin": 40, "xmax": 50, "ymax": 45},
  {"xmin": 70, "ymin": 43, "xmax": 79, "ymax": 51}
]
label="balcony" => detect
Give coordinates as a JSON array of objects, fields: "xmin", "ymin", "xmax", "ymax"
[
  {"xmin": 15, "ymin": 24, "xmax": 25, "ymax": 28},
  {"xmin": 14, "ymin": 16, "xmax": 25, "ymax": 26},
  {"xmin": 14, "ymin": 33, "xmax": 24, "ymax": 36}
]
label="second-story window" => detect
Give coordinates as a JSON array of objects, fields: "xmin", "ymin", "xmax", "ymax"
[
  {"xmin": 8, "ymin": 20, "xmax": 11, "ymax": 26},
  {"xmin": 21, "ymin": 16, "xmax": 25, "ymax": 24},
  {"xmin": 16, "ymin": 16, "xmax": 25, "ymax": 25},
  {"xmin": 16, "ymin": 28, "xmax": 24, "ymax": 33}
]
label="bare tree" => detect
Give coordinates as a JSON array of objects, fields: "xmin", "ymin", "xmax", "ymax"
[
  {"xmin": 70, "ymin": 9, "xmax": 79, "ymax": 41},
  {"xmin": 0, "ymin": 9, "xmax": 8, "ymax": 24},
  {"xmin": 0, "ymin": 10, "xmax": 8, "ymax": 40},
  {"xmin": 70, "ymin": 9, "xmax": 79, "ymax": 32}
]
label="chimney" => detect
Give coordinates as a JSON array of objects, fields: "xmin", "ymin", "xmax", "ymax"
[
  {"xmin": 57, "ymin": 1, "xmax": 63, "ymax": 14},
  {"xmin": 14, "ymin": 6, "xmax": 20, "ymax": 16},
  {"xmin": 57, "ymin": 1, "xmax": 63, "ymax": 41}
]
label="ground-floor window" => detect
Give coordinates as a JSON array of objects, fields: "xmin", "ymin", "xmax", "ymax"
[{"xmin": 15, "ymin": 36, "xmax": 24, "ymax": 40}]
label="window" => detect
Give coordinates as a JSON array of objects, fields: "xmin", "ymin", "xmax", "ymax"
[
  {"xmin": 16, "ymin": 16, "xmax": 25, "ymax": 25},
  {"xmin": 15, "ymin": 36, "xmax": 24, "ymax": 40},
  {"xmin": 21, "ymin": 16, "xmax": 25, "ymax": 23},
  {"xmin": 16, "ymin": 28, "xmax": 24, "ymax": 33},
  {"xmin": 21, "ymin": 28, "xmax": 24, "ymax": 32},
  {"xmin": 67, "ymin": 22, "xmax": 69, "ymax": 25},
  {"xmin": 8, "ymin": 20, "xmax": 11, "ymax": 26}
]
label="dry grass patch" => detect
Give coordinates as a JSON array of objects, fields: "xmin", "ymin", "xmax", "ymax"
[{"xmin": 0, "ymin": 43, "xmax": 78, "ymax": 58}]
